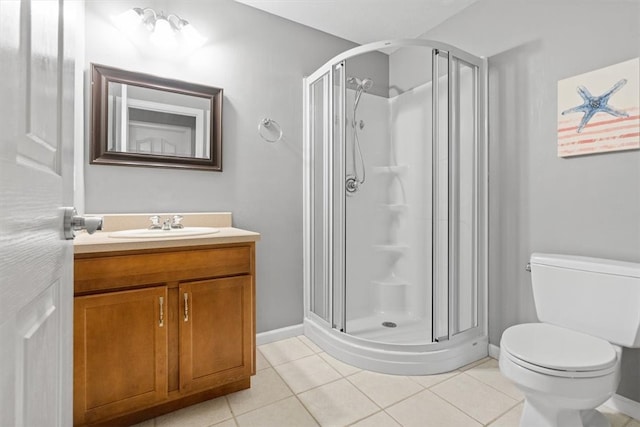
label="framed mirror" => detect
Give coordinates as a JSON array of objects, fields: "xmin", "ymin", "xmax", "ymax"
[{"xmin": 91, "ymin": 63, "xmax": 223, "ymax": 171}]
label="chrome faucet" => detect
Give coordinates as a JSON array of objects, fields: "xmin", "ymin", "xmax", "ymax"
[
  {"xmin": 171, "ymin": 215, "xmax": 184, "ymax": 229},
  {"xmin": 149, "ymin": 214, "xmax": 184, "ymax": 230},
  {"xmin": 149, "ymin": 215, "xmax": 162, "ymax": 230}
]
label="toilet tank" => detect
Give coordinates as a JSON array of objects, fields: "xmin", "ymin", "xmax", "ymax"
[{"xmin": 530, "ymin": 253, "xmax": 640, "ymax": 348}]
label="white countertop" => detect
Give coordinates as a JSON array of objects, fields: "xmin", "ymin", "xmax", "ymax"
[
  {"xmin": 75, "ymin": 227, "xmax": 260, "ymax": 254},
  {"xmin": 74, "ymin": 212, "xmax": 260, "ymax": 254}
]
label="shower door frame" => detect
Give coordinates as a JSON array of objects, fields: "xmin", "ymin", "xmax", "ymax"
[{"xmin": 303, "ymin": 39, "xmax": 488, "ymax": 371}]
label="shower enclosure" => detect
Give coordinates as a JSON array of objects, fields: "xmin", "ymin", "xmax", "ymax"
[{"xmin": 303, "ymin": 39, "xmax": 488, "ymax": 374}]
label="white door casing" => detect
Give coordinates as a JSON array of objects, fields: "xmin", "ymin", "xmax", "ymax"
[{"xmin": 0, "ymin": 1, "xmax": 77, "ymax": 426}]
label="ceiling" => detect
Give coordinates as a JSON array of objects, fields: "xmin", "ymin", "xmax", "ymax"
[{"xmin": 234, "ymin": 0, "xmax": 479, "ymax": 46}]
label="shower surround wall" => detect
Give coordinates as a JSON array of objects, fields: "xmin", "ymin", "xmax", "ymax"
[
  {"xmin": 344, "ymin": 66, "xmax": 475, "ymax": 344},
  {"xmin": 345, "ymin": 87, "xmax": 436, "ymax": 342}
]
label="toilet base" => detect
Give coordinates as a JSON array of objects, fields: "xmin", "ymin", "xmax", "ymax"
[{"xmin": 522, "ymin": 400, "xmax": 610, "ymax": 427}]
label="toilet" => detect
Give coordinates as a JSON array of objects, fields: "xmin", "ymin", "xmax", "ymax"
[{"xmin": 499, "ymin": 253, "xmax": 640, "ymax": 427}]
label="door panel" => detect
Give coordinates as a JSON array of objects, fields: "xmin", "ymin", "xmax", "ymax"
[
  {"xmin": 15, "ymin": 282, "xmax": 61, "ymax": 427},
  {"xmin": 0, "ymin": 0, "xmax": 76, "ymax": 426},
  {"xmin": 180, "ymin": 276, "xmax": 252, "ymax": 392},
  {"xmin": 74, "ymin": 287, "xmax": 168, "ymax": 424}
]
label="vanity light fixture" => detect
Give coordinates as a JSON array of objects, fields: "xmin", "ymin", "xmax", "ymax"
[{"xmin": 117, "ymin": 7, "xmax": 206, "ymax": 48}]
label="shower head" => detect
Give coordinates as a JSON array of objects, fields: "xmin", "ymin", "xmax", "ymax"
[
  {"xmin": 347, "ymin": 76, "xmax": 374, "ymax": 92},
  {"xmin": 353, "ymin": 77, "xmax": 373, "ymax": 111}
]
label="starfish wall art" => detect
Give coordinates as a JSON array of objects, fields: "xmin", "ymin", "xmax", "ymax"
[{"xmin": 557, "ymin": 58, "xmax": 639, "ymax": 157}]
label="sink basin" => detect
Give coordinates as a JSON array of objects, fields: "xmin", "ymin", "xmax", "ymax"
[{"xmin": 108, "ymin": 227, "xmax": 220, "ymax": 239}]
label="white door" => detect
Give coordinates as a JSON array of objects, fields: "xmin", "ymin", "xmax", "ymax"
[{"xmin": 0, "ymin": 1, "xmax": 77, "ymax": 426}]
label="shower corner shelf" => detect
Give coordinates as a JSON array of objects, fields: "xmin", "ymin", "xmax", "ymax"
[
  {"xmin": 371, "ymin": 276, "xmax": 409, "ymax": 287},
  {"xmin": 373, "ymin": 244, "xmax": 408, "ymax": 254},
  {"xmin": 372, "ymin": 165, "xmax": 409, "ymax": 174},
  {"xmin": 379, "ymin": 204, "xmax": 408, "ymax": 213}
]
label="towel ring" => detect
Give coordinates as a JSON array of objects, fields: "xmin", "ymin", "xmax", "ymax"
[{"xmin": 258, "ymin": 118, "xmax": 283, "ymax": 143}]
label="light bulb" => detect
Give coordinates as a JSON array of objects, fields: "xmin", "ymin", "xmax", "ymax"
[
  {"xmin": 150, "ymin": 18, "xmax": 177, "ymax": 47},
  {"xmin": 114, "ymin": 8, "xmax": 143, "ymax": 32},
  {"xmin": 181, "ymin": 23, "xmax": 206, "ymax": 48}
]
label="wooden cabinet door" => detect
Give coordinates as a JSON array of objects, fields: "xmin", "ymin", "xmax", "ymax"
[
  {"xmin": 179, "ymin": 276, "xmax": 253, "ymax": 393},
  {"xmin": 74, "ymin": 286, "xmax": 168, "ymax": 425}
]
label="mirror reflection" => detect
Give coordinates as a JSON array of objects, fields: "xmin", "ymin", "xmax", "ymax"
[{"xmin": 107, "ymin": 83, "xmax": 211, "ymax": 159}]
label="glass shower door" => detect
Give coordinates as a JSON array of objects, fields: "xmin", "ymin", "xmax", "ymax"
[
  {"xmin": 307, "ymin": 71, "xmax": 332, "ymax": 324},
  {"xmin": 306, "ymin": 63, "xmax": 347, "ymax": 332},
  {"xmin": 432, "ymin": 48, "xmax": 484, "ymax": 342}
]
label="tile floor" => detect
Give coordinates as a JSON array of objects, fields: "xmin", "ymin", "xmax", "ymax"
[{"xmin": 134, "ymin": 335, "xmax": 640, "ymax": 427}]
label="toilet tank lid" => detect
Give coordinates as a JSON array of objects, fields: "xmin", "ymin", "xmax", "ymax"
[{"xmin": 531, "ymin": 253, "xmax": 640, "ymax": 278}]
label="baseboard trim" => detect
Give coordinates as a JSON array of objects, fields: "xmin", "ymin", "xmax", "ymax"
[
  {"xmin": 488, "ymin": 343, "xmax": 500, "ymax": 359},
  {"xmin": 606, "ymin": 393, "xmax": 640, "ymax": 422},
  {"xmin": 256, "ymin": 324, "xmax": 304, "ymax": 345}
]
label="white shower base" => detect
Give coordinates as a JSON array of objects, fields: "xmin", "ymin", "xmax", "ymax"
[
  {"xmin": 305, "ymin": 315, "xmax": 487, "ymax": 375},
  {"xmin": 346, "ymin": 312, "xmax": 431, "ymax": 344}
]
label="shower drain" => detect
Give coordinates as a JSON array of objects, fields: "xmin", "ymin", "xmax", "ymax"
[{"xmin": 382, "ymin": 321, "xmax": 397, "ymax": 328}]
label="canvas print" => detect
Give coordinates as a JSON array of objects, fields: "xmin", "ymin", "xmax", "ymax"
[{"xmin": 557, "ymin": 58, "xmax": 639, "ymax": 157}]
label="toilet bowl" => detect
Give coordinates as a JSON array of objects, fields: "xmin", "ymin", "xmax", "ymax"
[
  {"xmin": 498, "ymin": 253, "xmax": 640, "ymax": 427},
  {"xmin": 500, "ymin": 323, "xmax": 621, "ymax": 427}
]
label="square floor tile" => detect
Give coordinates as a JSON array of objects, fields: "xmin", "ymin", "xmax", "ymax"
[
  {"xmin": 236, "ymin": 396, "xmax": 319, "ymax": 427},
  {"xmin": 227, "ymin": 368, "xmax": 293, "ymax": 415},
  {"xmin": 212, "ymin": 420, "xmax": 237, "ymax": 427},
  {"xmin": 318, "ymin": 352, "xmax": 362, "ymax": 377},
  {"xmin": 465, "ymin": 358, "xmax": 524, "ymax": 401},
  {"xmin": 431, "ymin": 373, "xmax": 517, "ymax": 424},
  {"xmin": 298, "ymin": 379, "xmax": 379, "ymax": 426},
  {"xmin": 348, "ymin": 370, "xmax": 423, "ymax": 408},
  {"xmin": 259, "ymin": 337, "xmax": 315, "ymax": 366},
  {"xmin": 274, "ymin": 354, "xmax": 342, "ymax": 393},
  {"xmin": 350, "ymin": 411, "xmax": 401, "ymax": 427},
  {"xmin": 155, "ymin": 396, "xmax": 232, "ymax": 427},
  {"xmin": 298, "ymin": 335, "xmax": 323, "ymax": 353},
  {"xmin": 386, "ymin": 389, "xmax": 481, "ymax": 427}
]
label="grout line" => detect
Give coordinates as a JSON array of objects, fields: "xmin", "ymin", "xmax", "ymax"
[
  {"xmin": 291, "ymin": 393, "xmax": 322, "ymax": 427},
  {"xmin": 428, "ymin": 372, "xmax": 517, "ymax": 425},
  {"xmin": 343, "ymin": 373, "xmax": 428, "ymax": 411},
  {"xmin": 406, "ymin": 369, "xmax": 462, "ymax": 389},
  {"xmin": 345, "ymin": 409, "xmax": 388, "ymax": 426},
  {"xmin": 464, "ymin": 367, "xmax": 524, "ymax": 402},
  {"xmin": 227, "ymin": 368, "xmax": 294, "ymax": 418},
  {"xmin": 268, "ymin": 357, "xmax": 324, "ymax": 426},
  {"xmin": 481, "ymin": 400, "xmax": 522, "ymax": 426}
]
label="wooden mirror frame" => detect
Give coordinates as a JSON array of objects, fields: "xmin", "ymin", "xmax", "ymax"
[{"xmin": 91, "ymin": 63, "xmax": 223, "ymax": 171}]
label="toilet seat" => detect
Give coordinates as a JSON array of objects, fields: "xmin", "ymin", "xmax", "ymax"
[{"xmin": 501, "ymin": 323, "xmax": 618, "ymax": 378}]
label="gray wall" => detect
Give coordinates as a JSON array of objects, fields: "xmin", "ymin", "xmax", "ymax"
[
  {"xmin": 82, "ymin": 0, "xmax": 358, "ymax": 333},
  {"xmin": 420, "ymin": 0, "xmax": 640, "ymax": 402}
]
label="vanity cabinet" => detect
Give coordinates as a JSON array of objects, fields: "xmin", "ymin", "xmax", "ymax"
[{"xmin": 73, "ymin": 243, "xmax": 255, "ymax": 426}]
